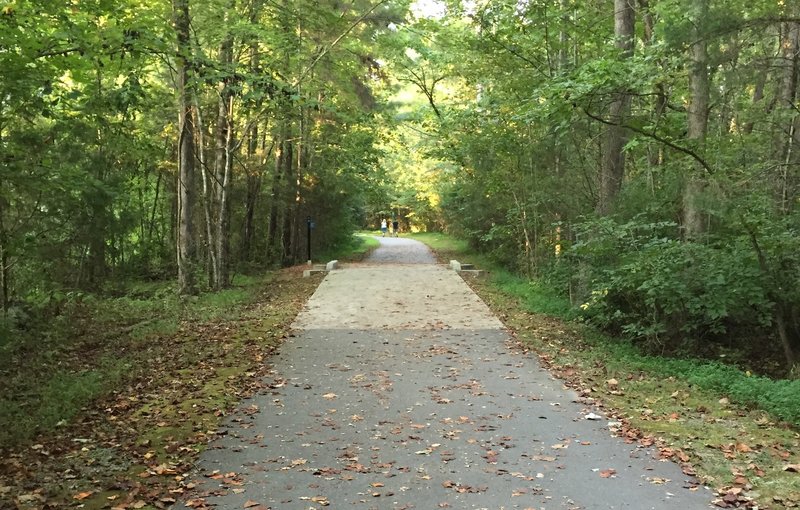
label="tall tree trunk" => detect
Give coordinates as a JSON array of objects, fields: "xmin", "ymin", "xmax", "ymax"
[
  {"xmin": 241, "ymin": 0, "xmax": 264, "ymax": 262},
  {"xmin": 195, "ymin": 98, "xmax": 216, "ymax": 285},
  {"xmin": 682, "ymin": 0, "xmax": 710, "ymax": 239},
  {"xmin": 777, "ymin": 21, "xmax": 800, "ymax": 214},
  {"xmin": 558, "ymin": 0, "xmax": 570, "ymax": 71},
  {"xmin": 215, "ymin": 94, "xmax": 234, "ymax": 288},
  {"xmin": 640, "ymin": 0, "xmax": 667, "ymax": 168},
  {"xmin": 0, "ymin": 180, "xmax": 8, "ymax": 315},
  {"xmin": 268, "ymin": 111, "xmax": 292, "ymax": 263},
  {"xmin": 597, "ymin": 0, "xmax": 635, "ymax": 216},
  {"xmin": 742, "ymin": 71, "xmax": 766, "ymax": 135},
  {"xmin": 147, "ymin": 169, "xmax": 163, "ymax": 250},
  {"xmin": 269, "ymin": 2, "xmax": 296, "ymax": 265},
  {"xmin": 213, "ymin": 3, "xmax": 236, "ymax": 289},
  {"xmin": 174, "ymin": 0, "xmax": 197, "ymax": 295}
]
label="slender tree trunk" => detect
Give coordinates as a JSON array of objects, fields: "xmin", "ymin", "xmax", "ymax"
[
  {"xmin": 597, "ymin": 0, "xmax": 635, "ymax": 216},
  {"xmin": 215, "ymin": 94, "xmax": 234, "ymax": 288},
  {"xmin": 195, "ymin": 98, "xmax": 216, "ymax": 285},
  {"xmin": 558, "ymin": 0, "xmax": 569, "ymax": 72},
  {"xmin": 777, "ymin": 21, "xmax": 800, "ymax": 214},
  {"xmin": 742, "ymin": 72, "xmax": 766, "ymax": 135},
  {"xmin": 640, "ymin": 0, "xmax": 666, "ymax": 167},
  {"xmin": 147, "ymin": 170, "xmax": 163, "ymax": 248},
  {"xmin": 174, "ymin": 0, "xmax": 197, "ymax": 295},
  {"xmin": 0, "ymin": 180, "xmax": 8, "ymax": 315},
  {"xmin": 268, "ymin": 114, "xmax": 292, "ymax": 263},
  {"xmin": 682, "ymin": 0, "xmax": 710, "ymax": 239},
  {"xmin": 241, "ymin": 1, "xmax": 264, "ymax": 262},
  {"xmin": 269, "ymin": 3, "xmax": 296, "ymax": 265},
  {"xmin": 212, "ymin": 4, "xmax": 236, "ymax": 289}
]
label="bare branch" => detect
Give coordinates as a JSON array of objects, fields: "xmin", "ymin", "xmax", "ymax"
[
  {"xmin": 294, "ymin": 0, "xmax": 390, "ymax": 86},
  {"xmin": 582, "ymin": 107, "xmax": 714, "ymax": 174}
]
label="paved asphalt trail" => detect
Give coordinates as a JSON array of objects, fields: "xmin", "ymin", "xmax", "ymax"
[{"xmin": 179, "ymin": 237, "xmax": 713, "ymax": 510}]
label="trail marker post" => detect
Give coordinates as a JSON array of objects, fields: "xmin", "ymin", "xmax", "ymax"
[{"xmin": 306, "ymin": 216, "xmax": 314, "ymax": 265}]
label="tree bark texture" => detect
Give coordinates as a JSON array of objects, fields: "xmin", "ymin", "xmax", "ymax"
[
  {"xmin": 0, "ymin": 182, "xmax": 8, "ymax": 315},
  {"xmin": 777, "ymin": 21, "xmax": 800, "ymax": 213},
  {"xmin": 597, "ymin": 0, "xmax": 635, "ymax": 216},
  {"xmin": 682, "ymin": 0, "xmax": 710, "ymax": 239},
  {"xmin": 212, "ymin": 2, "xmax": 236, "ymax": 289},
  {"xmin": 174, "ymin": 0, "xmax": 197, "ymax": 295}
]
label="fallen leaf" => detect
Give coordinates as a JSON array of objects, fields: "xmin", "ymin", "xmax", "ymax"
[
  {"xmin": 784, "ymin": 464, "xmax": 800, "ymax": 473},
  {"xmin": 244, "ymin": 501, "xmax": 261, "ymax": 508},
  {"xmin": 73, "ymin": 492, "xmax": 93, "ymax": 501},
  {"xmin": 322, "ymin": 393, "xmax": 337, "ymax": 400},
  {"xmin": 599, "ymin": 469, "xmax": 617, "ymax": 478}
]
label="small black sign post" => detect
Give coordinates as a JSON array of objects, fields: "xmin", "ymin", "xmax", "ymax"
[{"xmin": 306, "ymin": 216, "xmax": 313, "ymax": 265}]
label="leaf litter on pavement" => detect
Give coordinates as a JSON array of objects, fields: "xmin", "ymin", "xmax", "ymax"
[{"xmin": 461, "ymin": 274, "xmax": 800, "ymax": 509}]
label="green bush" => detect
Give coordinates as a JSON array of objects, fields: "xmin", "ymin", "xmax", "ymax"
[{"xmin": 568, "ymin": 218, "xmax": 775, "ymax": 355}]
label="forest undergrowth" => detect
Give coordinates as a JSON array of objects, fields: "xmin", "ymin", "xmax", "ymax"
[{"xmin": 415, "ymin": 232, "xmax": 800, "ymax": 509}]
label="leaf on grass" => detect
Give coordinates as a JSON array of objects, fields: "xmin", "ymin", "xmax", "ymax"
[
  {"xmin": 154, "ymin": 463, "xmax": 178, "ymax": 475},
  {"xmin": 73, "ymin": 492, "xmax": 93, "ymax": 501},
  {"xmin": 783, "ymin": 464, "xmax": 800, "ymax": 473}
]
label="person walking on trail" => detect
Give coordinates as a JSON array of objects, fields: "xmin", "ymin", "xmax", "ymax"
[
  {"xmin": 380, "ymin": 218, "xmax": 388, "ymax": 237},
  {"xmin": 392, "ymin": 219, "xmax": 399, "ymax": 237}
]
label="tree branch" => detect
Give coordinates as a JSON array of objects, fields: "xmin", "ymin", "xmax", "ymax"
[
  {"xmin": 294, "ymin": 0, "xmax": 390, "ymax": 86},
  {"xmin": 582, "ymin": 108, "xmax": 714, "ymax": 174}
]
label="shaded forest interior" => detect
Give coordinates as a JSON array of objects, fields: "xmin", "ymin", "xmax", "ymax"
[{"xmin": 1, "ymin": 0, "xmax": 800, "ymax": 379}]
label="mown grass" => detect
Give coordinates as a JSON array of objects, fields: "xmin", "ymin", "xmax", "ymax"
[
  {"xmin": 315, "ymin": 232, "xmax": 381, "ymax": 263},
  {"xmin": 415, "ymin": 231, "xmax": 800, "ymax": 508}
]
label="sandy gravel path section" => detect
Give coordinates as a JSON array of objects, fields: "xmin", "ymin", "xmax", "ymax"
[{"xmin": 292, "ymin": 263, "xmax": 503, "ymax": 330}]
